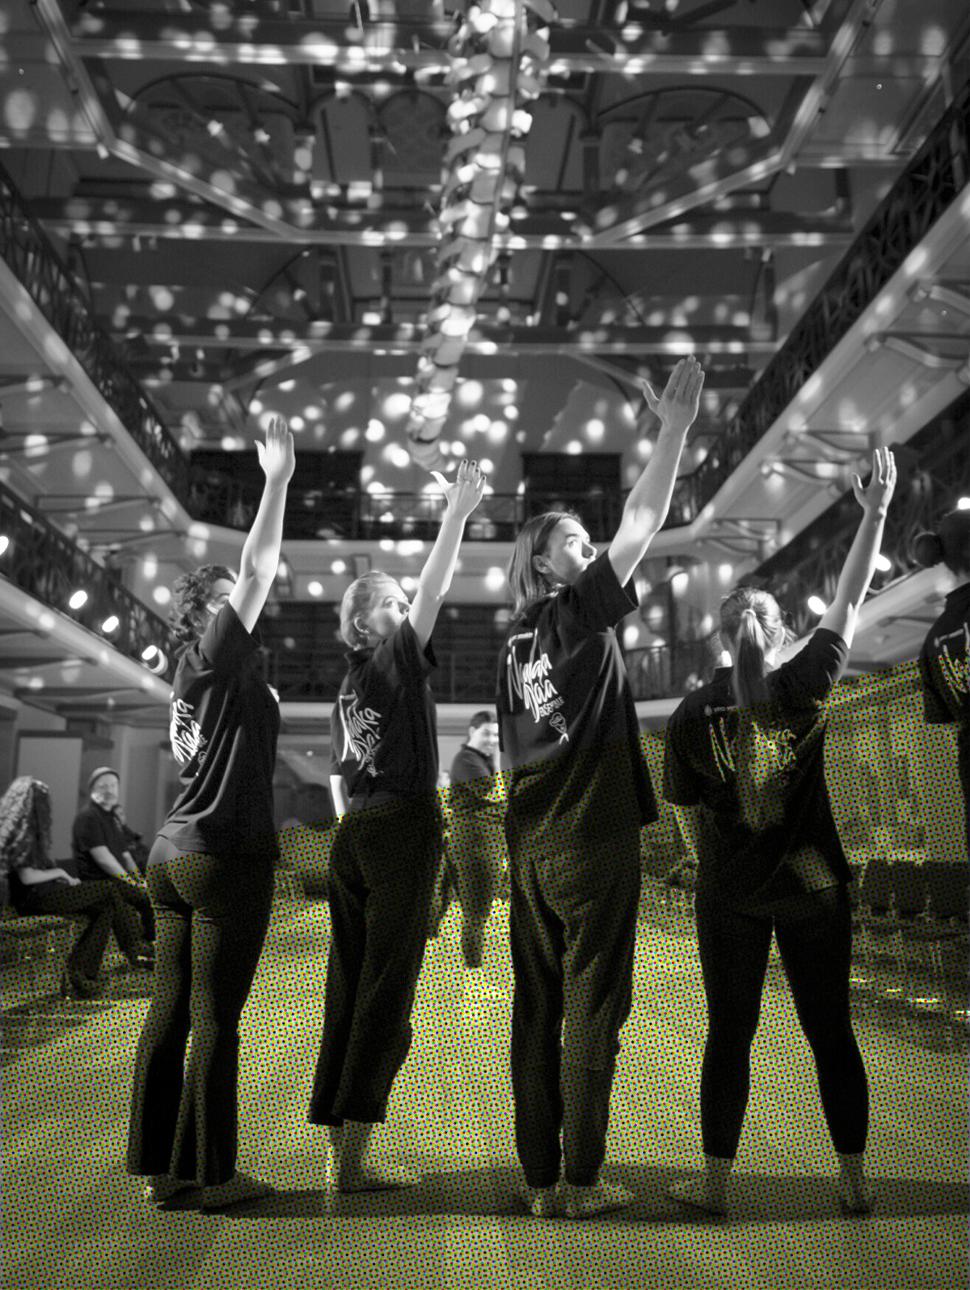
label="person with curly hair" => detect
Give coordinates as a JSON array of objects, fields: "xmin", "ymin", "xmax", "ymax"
[
  {"xmin": 0, "ymin": 777, "xmax": 150, "ymax": 997},
  {"xmin": 127, "ymin": 415, "xmax": 294, "ymax": 1212}
]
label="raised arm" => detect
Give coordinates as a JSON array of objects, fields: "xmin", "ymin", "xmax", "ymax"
[
  {"xmin": 228, "ymin": 416, "xmax": 296, "ymax": 634},
  {"xmin": 409, "ymin": 459, "xmax": 486, "ymax": 649},
  {"xmin": 819, "ymin": 447, "xmax": 897, "ymax": 648},
  {"xmin": 608, "ymin": 357, "xmax": 705, "ymax": 587}
]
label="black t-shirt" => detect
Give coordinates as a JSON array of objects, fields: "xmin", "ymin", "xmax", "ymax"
[
  {"xmin": 330, "ymin": 618, "xmax": 439, "ymax": 801},
  {"xmin": 496, "ymin": 551, "xmax": 656, "ymax": 852},
  {"xmin": 449, "ymin": 744, "xmax": 502, "ymax": 818},
  {"xmin": 72, "ymin": 801, "xmax": 130, "ymax": 881},
  {"xmin": 158, "ymin": 603, "xmax": 281, "ymax": 858},
  {"xmin": 663, "ymin": 628, "xmax": 850, "ymax": 904},
  {"xmin": 919, "ymin": 580, "xmax": 970, "ymax": 798}
]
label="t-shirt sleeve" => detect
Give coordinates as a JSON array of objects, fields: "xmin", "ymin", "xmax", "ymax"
[
  {"xmin": 776, "ymin": 628, "xmax": 848, "ymax": 706},
  {"xmin": 198, "ymin": 602, "xmax": 259, "ymax": 674},
  {"xmin": 662, "ymin": 704, "xmax": 704, "ymax": 805},
  {"xmin": 72, "ymin": 807, "xmax": 109, "ymax": 855},
  {"xmin": 918, "ymin": 648, "xmax": 955, "ymax": 725},
  {"xmin": 557, "ymin": 551, "xmax": 638, "ymax": 635},
  {"xmin": 372, "ymin": 618, "xmax": 437, "ymax": 687}
]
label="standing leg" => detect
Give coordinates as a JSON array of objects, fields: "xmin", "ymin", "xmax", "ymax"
[
  {"xmin": 774, "ymin": 887, "xmax": 872, "ymax": 1213},
  {"xmin": 162, "ymin": 850, "xmax": 275, "ymax": 1193},
  {"xmin": 128, "ymin": 852, "xmax": 193, "ymax": 1183},
  {"xmin": 308, "ymin": 821, "xmax": 368, "ymax": 1126},
  {"xmin": 16, "ymin": 882, "xmax": 113, "ymax": 987},
  {"xmin": 551, "ymin": 833, "xmax": 640, "ymax": 1217},
  {"xmin": 669, "ymin": 891, "xmax": 773, "ymax": 1215},
  {"xmin": 330, "ymin": 802, "xmax": 440, "ymax": 1191},
  {"xmin": 509, "ymin": 848, "xmax": 565, "ymax": 1197}
]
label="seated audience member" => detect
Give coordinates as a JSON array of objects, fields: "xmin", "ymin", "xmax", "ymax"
[
  {"xmin": 72, "ymin": 767, "xmax": 155, "ymax": 942},
  {"xmin": 0, "ymin": 777, "xmax": 153, "ymax": 998}
]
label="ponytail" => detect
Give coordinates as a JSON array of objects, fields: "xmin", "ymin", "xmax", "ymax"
[
  {"xmin": 733, "ymin": 607, "xmax": 770, "ymax": 710},
  {"xmin": 719, "ymin": 586, "xmax": 790, "ymax": 714}
]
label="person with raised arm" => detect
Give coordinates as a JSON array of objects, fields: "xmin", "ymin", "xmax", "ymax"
[
  {"xmin": 913, "ymin": 508, "xmax": 970, "ymax": 854},
  {"xmin": 310, "ymin": 459, "xmax": 485, "ymax": 1191},
  {"xmin": 497, "ymin": 356, "xmax": 705, "ymax": 1219},
  {"xmin": 127, "ymin": 416, "xmax": 295, "ymax": 1211},
  {"xmin": 663, "ymin": 447, "xmax": 897, "ymax": 1218}
]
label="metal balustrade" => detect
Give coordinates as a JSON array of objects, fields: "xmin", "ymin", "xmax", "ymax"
[
  {"xmin": 0, "ymin": 480, "xmax": 179, "ymax": 681},
  {"xmin": 1, "ymin": 80, "xmax": 967, "ymax": 544},
  {"xmin": 753, "ymin": 386, "xmax": 970, "ymax": 640}
]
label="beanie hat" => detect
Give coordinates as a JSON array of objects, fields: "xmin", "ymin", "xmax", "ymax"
[{"xmin": 88, "ymin": 766, "xmax": 120, "ymax": 793}]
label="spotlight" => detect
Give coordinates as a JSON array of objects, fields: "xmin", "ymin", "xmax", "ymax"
[
  {"xmin": 874, "ymin": 554, "xmax": 892, "ymax": 573},
  {"xmin": 141, "ymin": 644, "xmax": 168, "ymax": 674},
  {"xmin": 806, "ymin": 595, "xmax": 827, "ymax": 616},
  {"xmin": 101, "ymin": 615, "xmax": 120, "ymax": 634},
  {"xmin": 0, "ymin": 535, "xmax": 9, "ymax": 556},
  {"xmin": 958, "ymin": 497, "xmax": 970, "ymax": 511},
  {"xmin": 68, "ymin": 589, "xmax": 89, "ymax": 610}
]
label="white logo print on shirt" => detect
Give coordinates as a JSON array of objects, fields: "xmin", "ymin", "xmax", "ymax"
[
  {"xmin": 505, "ymin": 631, "xmax": 569, "ymax": 741},
  {"xmin": 170, "ymin": 697, "xmax": 206, "ymax": 766},
  {"xmin": 339, "ymin": 691, "xmax": 382, "ymax": 777}
]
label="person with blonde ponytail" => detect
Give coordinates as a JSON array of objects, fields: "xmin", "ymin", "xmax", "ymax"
[
  {"xmin": 663, "ymin": 447, "xmax": 897, "ymax": 1218},
  {"xmin": 913, "ymin": 507, "xmax": 970, "ymax": 851},
  {"xmin": 498, "ymin": 356, "xmax": 705, "ymax": 1219}
]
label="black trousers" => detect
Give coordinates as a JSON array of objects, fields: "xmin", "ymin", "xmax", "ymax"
[
  {"xmin": 127, "ymin": 838, "xmax": 275, "ymax": 1186},
  {"xmin": 430, "ymin": 812, "xmax": 504, "ymax": 929},
  {"xmin": 309, "ymin": 797, "xmax": 440, "ymax": 1126},
  {"xmin": 83, "ymin": 874, "xmax": 155, "ymax": 942},
  {"xmin": 694, "ymin": 884, "xmax": 869, "ymax": 1160},
  {"xmin": 509, "ymin": 828, "xmax": 641, "ymax": 1189},
  {"xmin": 15, "ymin": 879, "xmax": 144, "ymax": 980}
]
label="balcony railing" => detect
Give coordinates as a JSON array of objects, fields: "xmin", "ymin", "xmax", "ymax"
[
  {"xmin": 0, "ymin": 480, "xmax": 180, "ymax": 681},
  {"xmin": 753, "ymin": 386, "xmax": 970, "ymax": 640}
]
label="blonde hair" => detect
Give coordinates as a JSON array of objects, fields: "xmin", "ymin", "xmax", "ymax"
[
  {"xmin": 719, "ymin": 586, "xmax": 792, "ymax": 711},
  {"xmin": 507, "ymin": 510, "xmax": 580, "ymax": 618},
  {"xmin": 719, "ymin": 587, "xmax": 795, "ymax": 832},
  {"xmin": 339, "ymin": 571, "xmax": 400, "ymax": 648}
]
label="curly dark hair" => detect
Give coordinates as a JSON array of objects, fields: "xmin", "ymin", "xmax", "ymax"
[
  {"xmin": 0, "ymin": 777, "xmax": 51, "ymax": 878},
  {"xmin": 169, "ymin": 564, "xmax": 236, "ymax": 643}
]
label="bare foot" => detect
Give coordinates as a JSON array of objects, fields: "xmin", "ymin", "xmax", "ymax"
[
  {"xmin": 667, "ymin": 1176, "xmax": 727, "ymax": 1217},
  {"xmin": 562, "ymin": 1179, "xmax": 633, "ymax": 1219},
  {"xmin": 837, "ymin": 1175, "xmax": 874, "ymax": 1215}
]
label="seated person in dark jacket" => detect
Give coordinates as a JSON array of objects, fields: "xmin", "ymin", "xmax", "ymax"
[
  {"xmin": 72, "ymin": 767, "xmax": 155, "ymax": 942},
  {"xmin": 0, "ymin": 777, "xmax": 152, "ymax": 998}
]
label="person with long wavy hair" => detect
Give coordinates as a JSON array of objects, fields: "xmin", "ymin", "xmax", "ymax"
[
  {"xmin": 497, "ymin": 356, "xmax": 705, "ymax": 1219},
  {"xmin": 0, "ymin": 777, "xmax": 149, "ymax": 997},
  {"xmin": 663, "ymin": 447, "xmax": 897, "ymax": 1218},
  {"xmin": 127, "ymin": 416, "xmax": 294, "ymax": 1212},
  {"xmin": 914, "ymin": 507, "xmax": 970, "ymax": 853}
]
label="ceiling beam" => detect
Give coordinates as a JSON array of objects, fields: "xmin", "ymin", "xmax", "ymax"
[
  {"xmin": 115, "ymin": 316, "xmax": 777, "ymax": 356},
  {"xmin": 70, "ymin": 12, "xmax": 838, "ymax": 75},
  {"xmin": 30, "ymin": 198, "xmax": 855, "ymax": 252}
]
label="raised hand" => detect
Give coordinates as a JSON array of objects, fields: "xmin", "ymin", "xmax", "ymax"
[
  {"xmin": 255, "ymin": 415, "xmax": 296, "ymax": 488},
  {"xmin": 640, "ymin": 356, "xmax": 705, "ymax": 437},
  {"xmin": 430, "ymin": 459, "xmax": 486, "ymax": 521},
  {"xmin": 851, "ymin": 446, "xmax": 896, "ymax": 517}
]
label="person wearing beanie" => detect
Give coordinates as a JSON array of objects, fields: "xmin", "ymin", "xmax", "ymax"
[
  {"xmin": 914, "ymin": 507, "xmax": 970, "ymax": 852},
  {"xmin": 72, "ymin": 767, "xmax": 156, "ymax": 945}
]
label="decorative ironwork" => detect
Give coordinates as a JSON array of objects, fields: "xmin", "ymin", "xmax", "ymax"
[
  {"xmin": 670, "ymin": 77, "xmax": 970, "ymax": 526},
  {"xmin": 0, "ymin": 159, "xmax": 189, "ymax": 500},
  {"xmin": 0, "ymin": 480, "xmax": 180, "ymax": 681},
  {"xmin": 753, "ymin": 386, "xmax": 970, "ymax": 639}
]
